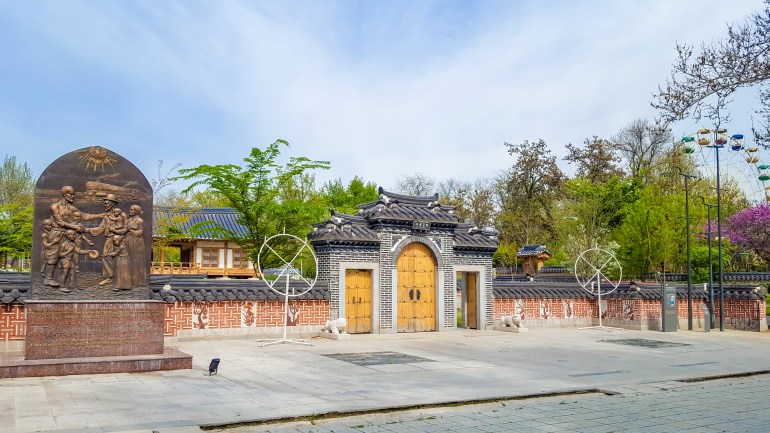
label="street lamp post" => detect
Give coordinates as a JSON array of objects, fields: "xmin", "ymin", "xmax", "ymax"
[
  {"xmin": 683, "ymin": 128, "xmax": 745, "ymax": 332},
  {"xmin": 702, "ymin": 127, "xmax": 739, "ymax": 332},
  {"xmin": 677, "ymin": 167, "xmax": 697, "ymax": 330},
  {"xmin": 699, "ymin": 196, "xmax": 717, "ymax": 329}
]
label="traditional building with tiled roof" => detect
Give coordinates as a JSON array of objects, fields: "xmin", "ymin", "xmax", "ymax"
[
  {"xmin": 152, "ymin": 207, "xmax": 255, "ymax": 278},
  {"xmin": 308, "ymin": 187, "xmax": 499, "ymax": 334},
  {"xmin": 517, "ymin": 244, "xmax": 552, "ymax": 275}
]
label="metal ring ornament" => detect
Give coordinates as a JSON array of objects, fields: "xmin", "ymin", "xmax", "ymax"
[
  {"xmin": 257, "ymin": 233, "xmax": 317, "ymax": 297},
  {"xmin": 574, "ymin": 248, "xmax": 622, "ymax": 295}
]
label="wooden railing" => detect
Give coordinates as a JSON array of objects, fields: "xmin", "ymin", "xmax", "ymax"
[{"xmin": 151, "ymin": 262, "xmax": 256, "ymax": 278}]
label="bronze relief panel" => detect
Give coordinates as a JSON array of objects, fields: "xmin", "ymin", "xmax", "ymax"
[{"xmin": 31, "ymin": 147, "xmax": 153, "ymax": 300}]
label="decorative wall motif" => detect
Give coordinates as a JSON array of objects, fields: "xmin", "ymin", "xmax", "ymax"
[
  {"xmin": 287, "ymin": 299, "xmax": 300, "ymax": 326},
  {"xmin": 2, "ymin": 297, "xmax": 764, "ymax": 345},
  {"xmin": 563, "ymin": 300, "xmax": 574, "ymax": 318},
  {"xmin": 192, "ymin": 302, "xmax": 209, "ymax": 329},
  {"xmin": 241, "ymin": 301, "xmax": 256, "ymax": 327},
  {"xmin": 0, "ymin": 305, "xmax": 25, "ymax": 342},
  {"xmin": 539, "ymin": 301, "xmax": 551, "ymax": 319},
  {"xmin": 622, "ymin": 300, "xmax": 635, "ymax": 320},
  {"xmin": 515, "ymin": 299, "xmax": 525, "ymax": 319}
]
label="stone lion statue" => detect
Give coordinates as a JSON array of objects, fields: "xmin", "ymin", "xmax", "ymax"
[
  {"xmin": 499, "ymin": 313, "xmax": 522, "ymax": 328},
  {"xmin": 322, "ymin": 317, "xmax": 347, "ymax": 334}
]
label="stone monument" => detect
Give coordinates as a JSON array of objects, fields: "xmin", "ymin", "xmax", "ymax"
[{"xmin": 16, "ymin": 146, "xmax": 191, "ymax": 375}]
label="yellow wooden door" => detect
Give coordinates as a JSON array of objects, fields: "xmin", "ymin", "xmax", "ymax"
[
  {"xmin": 467, "ymin": 273, "xmax": 477, "ymax": 329},
  {"xmin": 397, "ymin": 243, "xmax": 436, "ymax": 332},
  {"xmin": 345, "ymin": 270, "xmax": 372, "ymax": 334}
]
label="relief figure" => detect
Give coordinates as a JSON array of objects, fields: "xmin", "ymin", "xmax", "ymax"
[
  {"xmin": 88, "ymin": 193, "xmax": 127, "ymax": 286},
  {"xmin": 124, "ymin": 204, "xmax": 146, "ymax": 287},
  {"xmin": 40, "ymin": 219, "xmax": 64, "ymax": 278},
  {"xmin": 105, "ymin": 235, "xmax": 130, "ymax": 290},
  {"xmin": 58, "ymin": 230, "xmax": 97, "ymax": 292},
  {"xmin": 44, "ymin": 186, "xmax": 101, "ymax": 287}
]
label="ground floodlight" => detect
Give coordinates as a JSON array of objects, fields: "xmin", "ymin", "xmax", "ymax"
[{"xmin": 208, "ymin": 358, "xmax": 220, "ymax": 375}]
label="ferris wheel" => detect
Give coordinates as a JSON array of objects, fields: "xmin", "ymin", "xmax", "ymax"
[{"xmin": 680, "ymin": 129, "xmax": 770, "ymax": 203}]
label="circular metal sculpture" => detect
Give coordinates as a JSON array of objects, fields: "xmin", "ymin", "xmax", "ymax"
[
  {"xmin": 574, "ymin": 248, "xmax": 623, "ymax": 331},
  {"xmin": 257, "ymin": 233, "xmax": 318, "ymax": 346}
]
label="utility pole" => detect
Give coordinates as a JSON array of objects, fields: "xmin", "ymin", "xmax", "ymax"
[{"xmin": 677, "ymin": 167, "xmax": 697, "ymax": 330}]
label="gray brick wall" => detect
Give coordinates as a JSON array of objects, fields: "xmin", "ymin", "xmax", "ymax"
[
  {"xmin": 316, "ymin": 247, "xmax": 379, "ymax": 320},
  {"xmin": 455, "ymin": 252, "xmax": 495, "ymax": 327}
]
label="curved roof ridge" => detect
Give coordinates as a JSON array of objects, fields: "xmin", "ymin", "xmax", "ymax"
[
  {"xmin": 377, "ymin": 187, "xmax": 439, "ymax": 205},
  {"xmin": 329, "ymin": 209, "xmax": 368, "ymax": 224}
]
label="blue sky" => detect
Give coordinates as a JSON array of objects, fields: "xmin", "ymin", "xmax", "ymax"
[{"xmin": 0, "ymin": 0, "xmax": 764, "ymax": 192}]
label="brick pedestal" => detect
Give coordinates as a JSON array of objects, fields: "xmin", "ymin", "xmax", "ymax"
[{"xmin": 25, "ymin": 301, "xmax": 165, "ymax": 360}]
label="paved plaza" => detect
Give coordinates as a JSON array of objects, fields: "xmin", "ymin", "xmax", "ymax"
[
  {"xmin": 219, "ymin": 375, "xmax": 770, "ymax": 433},
  {"xmin": 2, "ymin": 328, "xmax": 770, "ymax": 432}
]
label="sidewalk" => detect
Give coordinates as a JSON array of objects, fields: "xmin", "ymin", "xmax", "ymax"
[
  {"xmin": 2, "ymin": 328, "xmax": 770, "ymax": 432},
  {"xmin": 216, "ymin": 374, "xmax": 770, "ymax": 432}
]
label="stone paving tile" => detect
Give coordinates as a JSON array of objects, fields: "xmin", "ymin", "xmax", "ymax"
[
  {"xmin": 6, "ymin": 329, "xmax": 770, "ymax": 432},
  {"xmin": 210, "ymin": 373, "xmax": 770, "ymax": 433}
]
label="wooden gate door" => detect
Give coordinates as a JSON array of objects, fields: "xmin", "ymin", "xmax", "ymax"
[
  {"xmin": 345, "ymin": 270, "xmax": 372, "ymax": 334},
  {"xmin": 467, "ymin": 273, "xmax": 478, "ymax": 329},
  {"xmin": 397, "ymin": 243, "xmax": 436, "ymax": 332}
]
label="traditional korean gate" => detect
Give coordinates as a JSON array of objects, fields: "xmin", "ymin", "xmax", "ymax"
[
  {"xmin": 345, "ymin": 269, "xmax": 372, "ymax": 334},
  {"xmin": 467, "ymin": 273, "xmax": 478, "ymax": 329},
  {"xmin": 397, "ymin": 243, "xmax": 436, "ymax": 332}
]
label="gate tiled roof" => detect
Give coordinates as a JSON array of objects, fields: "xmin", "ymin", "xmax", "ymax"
[
  {"xmin": 453, "ymin": 224, "xmax": 499, "ymax": 251},
  {"xmin": 356, "ymin": 188, "xmax": 460, "ymax": 225},
  {"xmin": 308, "ymin": 210, "xmax": 380, "ymax": 245},
  {"xmin": 309, "ymin": 188, "xmax": 498, "ymax": 250}
]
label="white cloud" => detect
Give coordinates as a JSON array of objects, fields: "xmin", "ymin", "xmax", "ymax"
[{"xmin": 0, "ymin": 0, "xmax": 765, "ymax": 191}]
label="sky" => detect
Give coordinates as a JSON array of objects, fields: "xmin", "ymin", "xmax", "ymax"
[{"xmin": 0, "ymin": 0, "xmax": 766, "ymax": 193}]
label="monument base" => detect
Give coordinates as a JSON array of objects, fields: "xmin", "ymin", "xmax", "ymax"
[
  {"xmin": 0, "ymin": 348, "xmax": 192, "ymax": 378},
  {"xmin": 15, "ymin": 300, "xmax": 193, "ymax": 377},
  {"xmin": 25, "ymin": 300, "xmax": 166, "ymax": 359}
]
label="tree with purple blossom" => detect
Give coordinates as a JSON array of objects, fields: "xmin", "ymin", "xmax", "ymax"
[{"xmin": 725, "ymin": 203, "xmax": 770, "ymax": 270}]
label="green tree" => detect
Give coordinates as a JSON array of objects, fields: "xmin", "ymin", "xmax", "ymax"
[
  {"xmin": 0, "ymin": 155, "xmax": 34, "ymax": 269},
  {"xmin": 174, "ymin": 140, "xmax": 330, "ymax": 274},
  {"xmin": 492, "ymin": 241, "xmax": 518, "ymax": 269},
  {"xmin": 564, "ymin": 136, "xmax": 623, "ymax": 183},
  {"xmin": 612, "ymin": 119, "xmax": 672, "ymax": 181},
  {"xmin": 437, "ymin": 178, "xmax": 496, "ymax": 228},
  {"xmin": 465, "ymin": 179, "xmax": 496, "ymax": 229},
  {"xmin": 0, "ymin": 204, "xmax": 32, "ymax": 269},
  {"xmin": 0, "ymin": 155, "xmax": 34, "ymax": 209},
  {"xmin": 273, "ymin": 172, "xmax": 328, "ymax": 240},
  {"xmin": 437, "ymin": 178, "xmax": 468, "ymax": 217},
  {"xmin": 321, "ymin": 176, "xmax": 379, "ymax": 214},
  {"xmin": 614, "ymin": 185, "xmax": 677, "ymax": 279},
  {"xmin": 554, "ymin": 177, "xmax": 636, "ymax": 262},
  {"xmin": 496, "ymin": 139, "xmax": 564, "ymax": 246}
]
